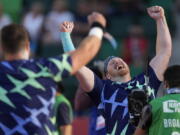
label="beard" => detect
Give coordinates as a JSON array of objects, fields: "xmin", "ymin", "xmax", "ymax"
[
  {"xmin": 118, "ymin": 68, "xmax": 129, "ymax": 76},
  {"xmin": 107, "ymin": 69, "xmax": 130, "ymax": 82}
]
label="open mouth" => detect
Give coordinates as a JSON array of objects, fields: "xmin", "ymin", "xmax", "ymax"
[{"xmin": 116, "ymin": 65, "xmax": 123, "ymax": 71}]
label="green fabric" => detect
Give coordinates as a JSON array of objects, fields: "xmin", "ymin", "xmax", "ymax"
[
  {"xmin": 54, "ymin": 94, "xmax": 73, "ymax": 135},
  {"xmin": 149, "ymin": 94, "xmax": 180, "ymax": 135}
]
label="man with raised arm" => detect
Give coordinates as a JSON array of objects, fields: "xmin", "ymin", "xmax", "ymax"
[
  {"xmin": 0, "ymin": 12, "xmax": 105, "ymax": 135},
  {"xmin": 60, "ymin": 6, "xmax": 172, "ymax": 135}
]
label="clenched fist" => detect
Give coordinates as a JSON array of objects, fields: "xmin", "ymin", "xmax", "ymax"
[
  {"xmin": 60, "ymin": 21, "xmax": 74, "ymax": 33},
  {"xmin": 147, "ymin": 6, "xmax": 165, "ymax": 20},
  {"xmin": 88, "ymin": 12, "xmax": 106, "ymax": 28}
]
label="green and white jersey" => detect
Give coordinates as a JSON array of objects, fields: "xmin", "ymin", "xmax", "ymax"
[
  {"xmin": 54, "ymin": 94, "xmax": 73, "ymax": 135},
  {"xmin": 149, "ymin": 93, "xmax": 180, "ymax": 135}
]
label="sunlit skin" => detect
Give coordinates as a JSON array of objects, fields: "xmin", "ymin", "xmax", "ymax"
[{"xmin": 105, "ymin": 57, "xmax": 131, "ymax": 82}]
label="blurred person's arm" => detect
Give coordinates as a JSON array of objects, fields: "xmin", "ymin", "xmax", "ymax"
[
  {"xmin": 59, "ymin": 20, "xmax": 103, "ymax": 77},
  {"xmin": 75, "ymin": 12, "xmax": 106, "ymax": 92},
  {"xmin": 69, "ymin": 32, "xmax": 102, "ymax": 75},
  {"xmin": 60, "ymin": 22, "xmax": 98, "ymax": 110},
  {"xmin": 60, "ymin": 12, "xmax": 106, "ymax": 93},
  {"xmin": 60, "ymin": 21, "xmax": 75, "ymax": 52},
  {"xmin": 148, "ymin": 6, "xmax": 172, "ymax": 81},
  {"xmin": 38, "ymin": 14, "xmax": 104, "ymax": 84}
]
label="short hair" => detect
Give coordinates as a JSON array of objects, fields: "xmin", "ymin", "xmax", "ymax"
[
  {"xmin": 104, "ymin": 56, "xmax": 116, "ymax": 75},
  {"xmin": 164, "ymin": 65, "xmax": 180, "ymax": 88},
  {"xmin": 1, "ymin": 24, "xmax": 29, "ymax": 54}
]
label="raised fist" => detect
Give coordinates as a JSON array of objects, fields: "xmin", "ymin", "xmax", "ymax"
[
  {"xmin": 60, "ymin": 21, "xmax": 74, "ymax": 33},
  {"xmin": 88, "ymin": 12, "xmax": 106, "ymax": 27},
  {"xmin": 147, "ymin": 6, "xmax": 165, "ymax": 20}
]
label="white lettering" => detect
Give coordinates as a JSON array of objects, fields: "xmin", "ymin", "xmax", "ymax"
[
  {"xmin": 164, "ymin": 119, "xmax": 180, "ymax": 128},
  {"xmin": 163, "ymin": 100, "xmax": 180, "ymax": 113},
  {"xmin": 173, "ymin": 119, "xmax": 177, "ymax": 128},
  {"xmin": 168, "ymin": 119, "xmax": 172, "ymax": 127},
  {"xmin": 172, "ymin": 131, "xmax": 180, "ymax": 135},
  {"xmin": 164, "ymin": 119, "xmax": 168, "ymax": 128}
]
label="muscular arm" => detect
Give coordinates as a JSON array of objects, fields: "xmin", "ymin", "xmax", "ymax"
[
  {"xmin": 148, "ymin": 6, "xmax": 172, "ymax": 81},
  {"xmin": 59, "ymin": 31, "xmax": 99, "ymax": 92},
  {"xmin": 70, "ymin": 36, "xmax": 101, "ymax": 75},
  {"xmin": 59, "ymin": 21, "xmax": 102, "ymax": 76},
  {"xmin": 75, "ymin": 66, "xmax": 95, "ymax": 92},
  {"xmin": 60, "ymin": 28, "xmax": 96, "ymax": 92},
  {"xmin": 60, "ymin": 13, "xmax": 106, "ymax": 92}
]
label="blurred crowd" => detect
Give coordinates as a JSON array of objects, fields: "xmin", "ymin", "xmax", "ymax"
[{"xmin": 0, "ymin": 0, "xmax": 176, "ymax": 60}]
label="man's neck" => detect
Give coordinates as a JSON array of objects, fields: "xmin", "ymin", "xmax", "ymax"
[
  {"xmin": 4, "ymin": 52, "xmax": 29, "ymax": 61},
  {"xmin": 111, "ymin": 74, "xmax": 131, "ymax": 83}
]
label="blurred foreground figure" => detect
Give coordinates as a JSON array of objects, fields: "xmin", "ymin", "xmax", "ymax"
[{"xmin": 0, "ymin": 11, "xmax": 104, "ymax": 135}]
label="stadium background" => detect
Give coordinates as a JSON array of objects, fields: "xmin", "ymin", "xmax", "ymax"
[{"xmin": 0, "ymin": 0, "xmax": 179, "ymax": 134}]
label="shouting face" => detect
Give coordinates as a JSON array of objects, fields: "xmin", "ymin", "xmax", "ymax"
[{"xmin": 106, "ymin": 57, "xmax": 130, "ymax": 79}]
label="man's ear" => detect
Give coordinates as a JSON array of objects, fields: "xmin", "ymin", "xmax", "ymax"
[
  {"xmin": 24, "ymin": 40, "xmax": 30, "ymax": 58},
  {"xmin": 105, "ymin": 73, "xmax": 111, "ymax": 80},
  {"xmin": 25, "ymin": 40, "xmax": 30, "ymax": 52}
]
